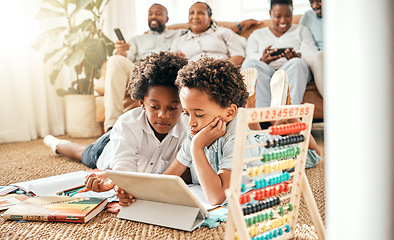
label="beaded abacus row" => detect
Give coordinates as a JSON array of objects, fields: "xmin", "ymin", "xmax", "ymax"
[
  {"xmin": 246, "ymin": 159, "xmax": 296, "ymax": 177},
  {"xmin": 241, "ymin": 172, "xmax": 291, "ymax": 192},
  {"xmin": 234, "ymin": 122, "xmax": 307, "ymax": 239},
  {"xmin": 268, "ymin": 122, "xmax": 306, "ymax": 135},
  {"xmin": 244, "ymin": 203, "xmax": 293, "ymax": 227},
  {"xmin": 225, "ymin": 104, "xmax": 324, "ymax": 240}
]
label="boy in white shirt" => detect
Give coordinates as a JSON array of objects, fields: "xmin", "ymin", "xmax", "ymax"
[
  {"xmin": 117, "ymin": 58, "xmax": 321, "ymax": 206},
  {"xmin": 44, "ymin": 52, "xmax": 188, "ymax": 191}
]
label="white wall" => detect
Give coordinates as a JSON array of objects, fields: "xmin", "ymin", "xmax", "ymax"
[{"xmin": 326, "ymin": 0, "xmax": 394, "ymax": 239}]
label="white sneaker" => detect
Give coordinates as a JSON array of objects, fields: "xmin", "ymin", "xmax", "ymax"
[
  {"xmin": 270, "ymin": 69, "xmax": 290, "ymax": 107},
  {"xmin": 241, "ymin": 68, "xmax": 258, "ymax": 97},
  {"xmin": 43, "ymin": 135, "xmax": 70, "ymax": 154}
]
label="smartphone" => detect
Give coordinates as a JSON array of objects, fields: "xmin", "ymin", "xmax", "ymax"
[
  {"xmin": 269, "ymin": 48, "xmax": 293, "ymax": 56},
  {"xmin": 114, "ymin": 28, "xmax": 125, "ymax": 42}
]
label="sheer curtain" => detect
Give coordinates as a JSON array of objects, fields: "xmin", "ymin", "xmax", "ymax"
[
  {"xmin": 0, "ymin": 1, "xmax": 65, "ymax": 143},
  {"xmin": 0, "ymin": 0, "xmax": 137, "ymax": 144}
]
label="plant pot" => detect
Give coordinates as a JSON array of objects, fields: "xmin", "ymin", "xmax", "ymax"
[{"xmin": 64, "ymin": 94, "xmax": 101, "ymax": 138}]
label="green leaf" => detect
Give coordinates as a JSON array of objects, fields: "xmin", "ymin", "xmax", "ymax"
[
  {"xmin": 64, "ymin": 49, "xmax": 85, "ymax": 67},
  {"xmin": 56, "ymin": 87, "xmax": 78, "ymax": 96},
  {"xmin": 35, "ymin": 8, "xmax": 65, "ymax": 19},
  {"xmin": 63, "ymin": 0, "xmax": 70, "ymax": 8},
  {"xmin": 75, "ymin": 19, "xmax": 93, "ymax": 32},
  {"xmin": 51, "ymin": 48, "xmax": 69, "ymax": 68},
  {"xmin": 95, "ymin": 0, "xmax": 104, "ymax": 9},
  {"xmin": 44, "ymin": 0, "xmax": 65, "ymax": 9},
  {"xmin": 84, "ymin": 38, "xmax": 107, "ymax": 69},
  {"xmin": 70, "ymin": 0, "xmax": 91, "ymax": 17},
  {"xmin": 64, "ymin": 31, "xmax": 90, "ymax": 46},
  {"xmin": 31, "ymin": 26, "xmax": 67, "ymax": 51},
  {"xmin": 101, "ymin": 33, "xmax": 115, "ymax": 56},
  {"xmin": 43, "ymin": 48, "xmax": 63, "ymax": 62},
  {"xmin": 78, "ymin": 77, "xmax": 91, "ymax": 94},
  {"xmin": 49, "ymin": 68, "xmax": 62, "ymax": 84}
]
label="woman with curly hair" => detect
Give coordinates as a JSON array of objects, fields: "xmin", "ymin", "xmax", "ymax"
[{"xmin": 44, "ymin": 52, "xmax": 188, "ymax": 193}]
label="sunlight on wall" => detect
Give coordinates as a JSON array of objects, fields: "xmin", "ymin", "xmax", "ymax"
[{"xmin": 0, "ymin": 2, "xmax": 39, "ymax": 59}]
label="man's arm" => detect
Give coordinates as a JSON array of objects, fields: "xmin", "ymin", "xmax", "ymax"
[{"xmin": 230, "ymin": 19, "xmax": 264, "ymax": 34}]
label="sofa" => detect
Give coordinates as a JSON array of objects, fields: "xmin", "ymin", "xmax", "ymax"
[{"xmin": 95, "ymin": 14, "xmax": 323, "ymax": 131}]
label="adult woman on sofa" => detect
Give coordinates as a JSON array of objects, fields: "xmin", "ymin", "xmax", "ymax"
[
  {"xmin": 170, "ymin": 2, "xmax": 256, "ymax": 66},
  {"xmin": 242, "ymin": 0, "xmax": 318, "ymax": 107}
]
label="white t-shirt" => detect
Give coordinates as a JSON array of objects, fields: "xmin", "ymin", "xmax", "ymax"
[
  {"xmin": 245, "ymin": 24, "xmax": 318, "ymax": 69},
  {"xmin": 97, "ymin": 107, "xmax": 187, "ymax": 173}
]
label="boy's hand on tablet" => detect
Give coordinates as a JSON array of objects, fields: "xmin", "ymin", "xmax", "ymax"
[
  {"xmin": 115, "ymin": 186, "xmax": 136, "ymax": 206},
  {"xmin": 192, "ymin": 117, "xmax": 226, "ymax": 149},
  {"xmin": 85, "ymin": 172, "xmax": 115, "ymax": 192}
]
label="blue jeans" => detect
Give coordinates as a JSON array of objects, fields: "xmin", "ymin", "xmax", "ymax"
[{"xmin": 81, "ymin": 130, "xmax": 111, "ymax": 168}]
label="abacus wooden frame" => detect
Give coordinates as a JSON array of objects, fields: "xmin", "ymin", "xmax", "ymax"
[{"xmin": 224, "ymin": 103, "xmax": 325, "ymax": 240}]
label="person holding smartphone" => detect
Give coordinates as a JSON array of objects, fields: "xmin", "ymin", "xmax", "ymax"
[
  {"xmin": 104, "ymin": 3, "xmax": 262, "ymax": 133},
  {"xmin": 103, "ymin": 3, "xmax": 186, "ymax": 132},
  {"xmin": 241, "ymin": 0, "xmax": 318, "ymax": 108}
]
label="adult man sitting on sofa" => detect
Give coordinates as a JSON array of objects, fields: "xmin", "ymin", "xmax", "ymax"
[
  {"xmin": 300, "ymin": 0, "xmax": 324, "ymax": 97},
  {"xmin": 104, "ymin": 3, "xmax": 262, "ymax": 132},
  {"xmin": 104, "ymin": 3, "xmax": 185, "ymax": 132}
]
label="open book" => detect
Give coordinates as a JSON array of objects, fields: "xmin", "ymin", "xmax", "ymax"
[
  {"xmin": 2, "ymin": 196, "xmax": 107, "ymax": 223},
  {"xmin": 10, "ymin": 171, "xmax": 91, "ymax": 196},
  {"xmin": 0, "ymin": 194, "xmax": 30, "ymax": 210}
]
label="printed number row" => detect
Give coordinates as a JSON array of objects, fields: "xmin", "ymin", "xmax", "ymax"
[{"xmin": 251, "ymin": 107, "xmax": 310, "ymax": 121}]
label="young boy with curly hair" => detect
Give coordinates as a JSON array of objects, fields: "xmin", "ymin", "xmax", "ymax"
[
  {"xmin": 44, "ymin": 52, "xmax": 188, "ymax": 192},
  {"xmin": 165, "ymin": 57, "xmax": 254, "ymax": 205},
  {"xmin": 118, "ymin": 57, "xmax": 321, "ymax": 206}
]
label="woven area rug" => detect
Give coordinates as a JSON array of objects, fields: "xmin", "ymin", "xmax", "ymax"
[{"xmin": 0, "ymin": 136, "xmax": 325, "ymax": 239}]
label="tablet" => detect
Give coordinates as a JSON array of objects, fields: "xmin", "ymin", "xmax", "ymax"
[{"xmin": 105, "ymin": 170, "xmax": 210, "ymax": 231}]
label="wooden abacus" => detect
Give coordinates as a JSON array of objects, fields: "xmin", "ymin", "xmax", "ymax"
[{"xmin": 224, "ymin": 103, "xmax": 325, "ymax": 240}]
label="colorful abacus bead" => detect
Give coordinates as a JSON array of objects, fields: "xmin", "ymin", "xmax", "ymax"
[
  {"xmin": 272, "ymin": 229, "xmax": 278, "ymax": 237},
  {"xmin": 277, "ymin": 206, "xmax": 284, "ymax": 215},
  {"xmin": 268, "ymin": 122, "xmax": 307, "ymax": 135},
  {"xmin": 240, "ymin": 194, "xmax": 250, "ymax": 204},
  {"xmin": 261, "ymin": 147, "xmax": 301, "ymax": 162},
  {"xmin": 287, "ymin": 203, "xmax": 293, "ymax": 211},
  {"xmin": 284, "ymin": 224, "xmax": 291, "ymax": 232},
  {"xmin": 241, "ymin": 183, "xmax": 246, "ymax": 192}
]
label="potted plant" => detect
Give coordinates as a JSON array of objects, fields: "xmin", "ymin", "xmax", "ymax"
[{"xmin": 33, "ymin": 0, "xmax": 114, "ymax": 137}]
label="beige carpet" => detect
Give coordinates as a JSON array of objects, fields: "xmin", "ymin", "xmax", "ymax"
[{"xmin": 0, "ymin": 135, "xmax": 325, "ymax": 239}]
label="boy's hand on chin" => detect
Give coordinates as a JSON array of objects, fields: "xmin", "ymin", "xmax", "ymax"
[{"xmin": 192, "ymin": 117, "xmax": 226, "ymax": 149}]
